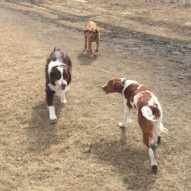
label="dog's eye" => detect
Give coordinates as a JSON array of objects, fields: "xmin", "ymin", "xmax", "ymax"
[
  {"xmin": 64, "ymin": 74, "xmax": 69, "ymax": 80},
  {"xmin": 55, "ymin": 73, "xmax": 61, "ymax": 79}
]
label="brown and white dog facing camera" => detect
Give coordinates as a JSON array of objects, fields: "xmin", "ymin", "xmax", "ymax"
[{"xmin": 45, "ymin": 48, "xmax": 72, "ymax": 121}]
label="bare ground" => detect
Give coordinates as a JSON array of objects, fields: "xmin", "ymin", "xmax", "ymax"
[{"xmin": 0, "ymin": 0, "xmax": 191, "ymax": 190}]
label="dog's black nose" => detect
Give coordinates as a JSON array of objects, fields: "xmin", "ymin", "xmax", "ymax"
[{"xmin": 61, "ymin": 83, "xmax": 66, "ymax": 90}]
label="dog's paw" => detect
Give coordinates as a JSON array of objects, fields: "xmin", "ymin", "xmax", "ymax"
[
  {"xmin": 151, "ymin": 141, "xmax": 158, "ymax": 148},
  {"xmin": 89, "ymin": 54, "xmax": 94, "ymax": 59},
  {"xmin": 151, "ymin": 165, "xmax": 158, "ymax": 174},
  {"xmin": 127, "ymin": 119, "xmax": 133, "ymax": 123},
  {"xmin": 61, "ymin": 99, "xmax": 67, "ymax": 104},
  {"xmin": 50, "ymin": 114, "xmax": 57, "ymax": 121},
  {"xmin": 119, "ymin": 122, "xmax": 125, "ymax": 128}
]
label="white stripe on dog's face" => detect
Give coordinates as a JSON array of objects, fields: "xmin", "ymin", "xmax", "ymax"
[
  {"xmin": 57, "ymin": 67, "xmax": 67, "ymax": 88},
  {"xmin": 48, "ymin": 60, "xmax": 63, "ymax": 75}
]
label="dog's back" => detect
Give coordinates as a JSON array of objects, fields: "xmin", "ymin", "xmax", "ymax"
[
  {"xmin": 85, "ymin": 20, "xmax": 99, "ymax": 32},
  {"xmin": 47, "ymin": 48, "xmax": 72, "ymax": 69}
]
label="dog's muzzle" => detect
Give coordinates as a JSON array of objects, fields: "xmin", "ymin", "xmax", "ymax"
[
  {"xmin": 61, "ymin": 83, "xmax": 66, "ymax": 90},
  {"xmin": 102, "ymin": 85, "xmax": 107, "ymax": 92}
]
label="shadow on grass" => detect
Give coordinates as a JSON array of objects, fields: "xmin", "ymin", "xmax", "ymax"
[
  {"xmin": 26, "ymin": 99, "xmax": 63, "ymax": 152},
  {"xmin": 78, "ymin": 50, "xmax": 98, "ymax": 65},
  {"xmin": 90, "ymin": 127, "xmax": 157, "ymax": 190}
]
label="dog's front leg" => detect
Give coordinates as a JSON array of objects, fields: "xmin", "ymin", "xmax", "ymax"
[
  {"xmin": 60, "ymin": 90, "xmax": 67, "ymax": 104},
  {"xmin": 48, "ymin": 106, "xmax": 57, "ymax": 121},
  {"xmin": 119, "ymin": 98, "xmax": 129, "ymax": 128},
  {"xmin": 95, "ymin": 36, "xmax": 100, "ymax": 52},
  {"xmin": 88, "ymin": 39, "xmax": 93, "ymax": 58},
  {"xmin": 46, "ymin": 90, "xmax": 57, "ymax": 121},
  {"xmin": 84, "ymin": 33, "xmax": 88, "ymax": 51}
]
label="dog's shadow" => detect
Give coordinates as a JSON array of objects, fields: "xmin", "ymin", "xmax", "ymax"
[
  {"xmin": 25, "ymin": 98, "xmax": 63, "ymax": 152},
  {"xmin": 90, "ymin": 128, "xmax": 157, "ymax": 190},
  {"xmin": 78, "ymin": 50, "xmax": 98, "ymax": 65}
]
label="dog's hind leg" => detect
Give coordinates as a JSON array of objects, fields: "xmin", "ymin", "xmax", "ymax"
[
  {"xmin": 139, "ymin": 115, "xmax": 158, "ymax": 173},
  {"xmin": 150, "ymin": 121, "xmax": 160, "ymax": 147},
  {"xmin": 143, "ymin": 132, "xmax": 158, "ymax": 174},
  {"xmin": 156, "ymin": 120, "xmax": 168, "ymax": 145},
  {"xmin": 148, "ymin": 147, "xmax": 158, "ymax": 174}
]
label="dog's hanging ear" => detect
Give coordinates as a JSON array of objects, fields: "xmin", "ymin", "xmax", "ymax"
[
  {"xmin": 49, "ymin": 70, "xmax": 55, "ymax": 85},
  {"xmin": 63, "ymin": 68, "xmax": 71, "ymax": 85},
  {"xmin": 53, "ymin": 47, "xmax": 61, "ymax": 51},
  {"xmin": 112, "ymin": 80, "xmax": 117, "ymax": 92},
  {"xmin": 112, "ymin": 79, "xmax": 123, "ymax": 92},
  {"xmin": 67, "ymin": 70, "xmax": 72, "ymax": 85}
]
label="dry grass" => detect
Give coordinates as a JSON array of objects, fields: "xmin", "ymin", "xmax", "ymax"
[{"xmin": 0, "ymin": 0, "xmax": 191, "ymax": 190}]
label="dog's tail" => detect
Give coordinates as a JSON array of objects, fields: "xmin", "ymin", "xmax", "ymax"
[
  {"xmin": 141, "ymin": 105, "xmax": 161, "ymax": 121},
  {"xmin": 141, "ymin": 105, "xmax": 168, "ymax": 133}
]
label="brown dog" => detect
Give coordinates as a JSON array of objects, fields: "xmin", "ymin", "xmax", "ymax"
[{"xmin": 84, "ymin": 20, "xmax": 100, "ymax": 58}]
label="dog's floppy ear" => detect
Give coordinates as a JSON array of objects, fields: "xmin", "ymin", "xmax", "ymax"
[
  {"xmin": 112, "ymin": 79, "xmax": 122, "ymax": 92},
  {"xmin": 110, "ymin": 80, "xmax": 117, "ymax": 92},
  {"xmin": 53, "ymin": 47, "xmax": 61, "ymax": 51},
  {"xmin": 66, "ymin": 69, "xmax": 72, "ymax": 85},
  {"xmin": 49, "ymin": 67, "xmax": 58, "ymax": 85}
]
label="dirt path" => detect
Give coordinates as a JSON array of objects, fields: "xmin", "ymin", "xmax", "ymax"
[{"xmin": 0, "ymin": 0, "xmax": 191, "ymax": 190}]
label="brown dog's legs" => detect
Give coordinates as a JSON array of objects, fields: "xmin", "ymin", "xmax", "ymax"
[
  {"xmin": 88, "ymin": 39, "xmax": 93, "ymax": 58},
  {"xmin": 84, "ymin": 33, "xmax": 88, "ymax": 51},
  {"xmin": 95, "ymin": 39, "xmax": 99, "ymax": 52}
]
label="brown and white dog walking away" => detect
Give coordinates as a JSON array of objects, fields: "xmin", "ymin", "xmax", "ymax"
[
  {"xmin": 102, "ymin": 77, "xmax": 168, "ymax": 173},
  {"xmin": 84, "ymin": 19, "xmax": 100, "ymax": 58},
  {"xmin": 45, "ymin": 48, "xmax": 72, "ymax": 121}
]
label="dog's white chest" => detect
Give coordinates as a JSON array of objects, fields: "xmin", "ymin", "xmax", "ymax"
[{"xmin": 48, "ymin": 83, "xmax": 62, "ymax": 96}]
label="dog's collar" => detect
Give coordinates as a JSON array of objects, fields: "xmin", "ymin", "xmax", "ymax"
[
  {"xmin": 121, "ymin": 78, "xmax": 127, "ymax": 85},
  {"xmin": 121, "ymin": 78, "xmax": 138, "ymax": 95}
]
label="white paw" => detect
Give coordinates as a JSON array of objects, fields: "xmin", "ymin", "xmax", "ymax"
[
  {"xmin": 61, "ymin": 99, "xmax": 67, "ymax": 104},
  {"xmin": 151, "ymin": 141, "xmax": 158, "ymax": 147},
  {"xmin": 50, "ymin": 114, "xmax": 57, "ymax": 121},
  {"xmin": 119, "ymin": 122, "xmax": 125, "ymax": 128},
  {"xmin": 127, "ymin": 119, "xmax": 133, "ymax": 123}
]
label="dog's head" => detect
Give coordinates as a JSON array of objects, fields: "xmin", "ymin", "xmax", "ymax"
[
  {"xmin": 102, "ymin": 77, "xmax": 124, "ymax": 94},
  {"xmin": 89, "ymin": 30, "xmax": 99, "ymax": 41},
  {"xmin": 85, "ymin": 21, "xmax": 99, "ymax": 41},
  {"xmin": 50, "ymin": 64, "xmax": 71, "ymax": 90}
]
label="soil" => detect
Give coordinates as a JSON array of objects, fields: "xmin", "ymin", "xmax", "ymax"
[{"xmin": 0, "ymin": 0, "xmax": 191, "ymax": 190}]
